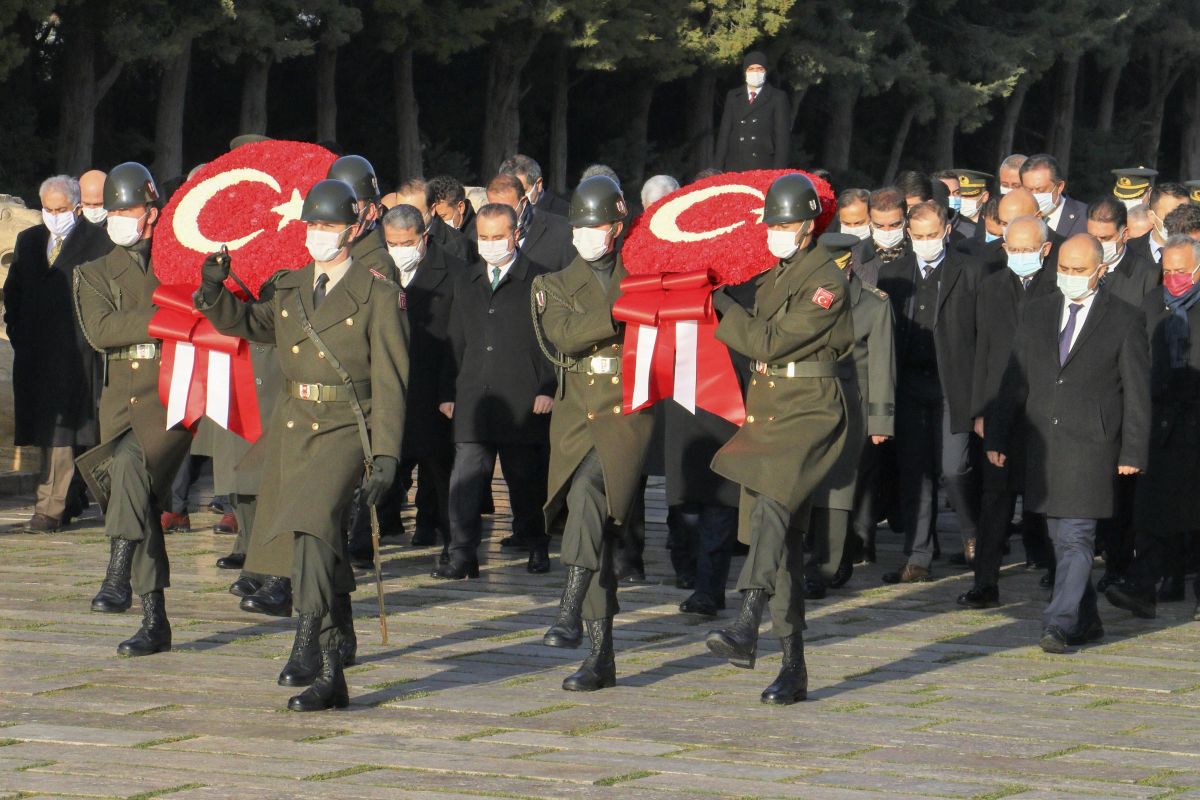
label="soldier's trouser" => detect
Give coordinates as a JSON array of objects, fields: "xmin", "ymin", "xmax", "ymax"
[
  {"xmin": 35, "ymin": 445, "xmax": 76, "ymax": 520},
  {"xmin": 560, "ymin": 449, "xmax": 618, "ymax": 621},
  {"xmin": 808, "ymin": 507, "xmax": 850, "ymax": 583},
  {"xmin": 292, "ymin": 532, "xmax": 356, "ymax": 649},
  {"xmin": 105, "ymin": 432, "xmax": 169, "ymax": 595},
  {"xmin": 735, "ymin": 488, "xmax": 806, "ymax": 638},
  {"xmin": 230, "ymin": 493, "xmax": 271, "ymax": 582}
]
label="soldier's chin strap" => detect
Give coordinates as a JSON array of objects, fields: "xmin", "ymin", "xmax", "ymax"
[{"xmin": 291, "ymin": 293, "xmax": 389, "ymax": 645}]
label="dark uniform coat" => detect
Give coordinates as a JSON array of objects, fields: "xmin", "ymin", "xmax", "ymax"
[
  {"xmin": 350, "ymin": 225, "xmax": 401, "ymax": 282},
  {"xmin": 5, "ymin": 218, "xmax": 112, "ymax": 446},
  {"xmin": 536, "ymin": 256, "xmax": 654, "ymax": 525},
  {"xmin": 402, "ymin": 240, "xmax": 460, "ymax": 459},
  {"xmin": 713, "ymin": 83, "xmax": 791, "ymax": 172}
]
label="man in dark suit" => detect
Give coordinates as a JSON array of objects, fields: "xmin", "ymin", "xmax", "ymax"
[
  {"xmin": 427, "ymin": 176, "xmax": 476, "ymax": 263},
  {"xmin": 987, "ymin": 233, "xmax": 1150, "ymax": 653},
  {"xmin": 1019, "ymin": 154, "xmax": 1087, "ymax": 238},
  {"xmin": 481, "ymin": 173, "xmax": 574, "ymax": 272},
  {"xmin": 1089, "ymin": 197, "xmax": 1159, "ymax": 308},
  {"xmin": 1127, "ymin": 183, "xmax": 1191, "ymax": 267},
  {"xmin": 713, "ymin": 50, "xmax": 791, "ymax": 172},
  {"xmin": 499, "ymin": 154, "xmax": 571, "ymax": 218},
  {"xmin": 433, "ymin": 204, "xmax": 556, "ymax": 578},
  {"xmin": 877, "ymin": 201, "xmax": 980, "ymax": 584},
  {"xmin": 5, "ymin": 174, "xmax": 112, "ymax": 531},
  {"xmin": 850, "ymin": 187, "xmax": 910, "ymax": 288}
]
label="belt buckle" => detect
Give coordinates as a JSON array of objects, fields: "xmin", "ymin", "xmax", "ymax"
[
  {"xmin": 134, "ymin": 344, "xmax": 155, "ymax": 360},
  {"xmin": 297, "ymin": 383, "xmax": 314, "ymax": 400},
  {"xmin": 753, "ymin": 361, "xmax": 768, "ymax": 375},
  {"xmin": 590, "ymin": 356, "xmax": 613, "ymax": 375}
]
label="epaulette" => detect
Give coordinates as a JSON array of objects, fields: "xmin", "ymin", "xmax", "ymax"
[
  {"xmin": 866, "ymin": 284, "xmax": 888, "ymax": 300},
  {"xmin": 368, "ymin": 268, "xmax": 407, "ymax": 309}
]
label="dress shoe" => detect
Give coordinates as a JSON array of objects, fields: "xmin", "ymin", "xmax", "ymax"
[
  {"xmin": 674, "ymin": 574, "xmax": 696, "ymax": 590},
  {"xmin": 761, "ymin": 634, "xmax": 807, "ymax": 705},
  {"xmin": 802, "ymin": 576, "xmax": 827, "ymax": 600},
  {"xmin": 349, "ymin": 551, "xmax": 375, "ymax": 570},
  {"xmin": 91, "ymin": 538, "xmax": 135, "ymax": 613},
  {"xmin": 208, "ymin": 499, "xmax": 227, "ymax": 514},
  {"xmin": 215, "ymin": 552, "xmax": 245, "ymax": 570},
  {"xmin": 239, "ymin": 576, "xmax": 292, "ymax": 617},
  {"xmin": 1039, "ymin": 625, "xmax": 1069, "ymax": 654},
  {"xmin": 1104, "ymin": 581, "xmax": 1156, "ymax": 619},
  {"xmin": 957, "ymin": 585, "xmax": 1000, "ymax": 609},
  {"xmin": 279, "ymin": 613, "xmax": 321, "ymax": 686},
  {"xmin": 948, "ymin": 552, "xmax": 969, "ymax": 567},
  {"xmin": 213, "ymin": 512, "xmax": 238, "ymax": 535},
  {"xmin": 117, "ymin": 591, "xmax": 171, "ymax": 656},
  {"xmin": 229, "ymin": 575, "xmax": 262, "ymax": 598},
  {"xmin": 431, "ymin": 559, "xmax": 480, "ymax": 579},
  {"xmin": 21, "ymin": 513, "xmax": 61, "ymax": 533},
  {"xmin": 62, "ymin": 492, "xmax": 86, "ymax": 525},
  {"xmin": 160, "ymin": 512, "xmax": 191, "ymax": 533},
  {"xmin": 1039, "ymin": 570, "xmax": 1056, "ymax": 589},
  {"xmin": 562, "ymin": 617, "xmax": 616, "ymax": 692},
  {"xmin": 499, "ymin": 535, "xmax": 536, "ymax": 550},
  {"xmin": 679, "ymin": 593, "xmax": 719, "ymax": 618},
  {"xmin": 615, "ymin": 563, "xmax": 646, "ymax": 584},
  {"xmin": 544, "ymin": 565, "xmax": 592, "ymax": 648},
  {"xmin": 527, "ymin": 541, "xmax": 551, "ymax": 574},
  {"xmin": 1158, "ymin": 575, "xmax": 1186, "ymax": 603},
  {"xmin": 829, "ymin": 561, "xmax": 853, "ymax": 589},
  {"xmin": 705, "ymin": 588, "xmax": 766, "ymax": 669},
  {"xmin": 288, "ymin": 649, "xmax": 349, "ymax": 711},
  {"xmin": 1067, "ymin": 619, "xmax": 1104, "ymax": 646},
  {"xmin": 882, "ymin": 564, "xmax": 931, "ymax": 584},
  {"xmin": 1095, "ymin": 570, "xmax": 1121, "ymax": 594},
  {"xmin": 409, "ymin": 526, "xmax": 438, "ymax": 547}
]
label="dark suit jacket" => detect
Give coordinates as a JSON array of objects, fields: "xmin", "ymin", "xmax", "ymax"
[
  {"xmin": 4, "ymin": 219, "xmax": 112, "ymax": 446},
  {"xmin": 878, "ymin": 247, "xmax": 980, "ymax": 432},
  {"xmin": 447, "ymin": 252, "xmax": 555, "ymax": 444},
  {"xmin": 713, "ymin": 83, "xmax": 791, "ymax": 171},
  {"xmin": 1102, "ymin": 247, "xmax": 1159, "ymax": 307},
  {"xmin": 850, "ymin": 237, "xmax": 906, "ymax": 288},
  {"xmin": 988, "ymin": 290, "xmax": 1150, "ymax": 519},
  {"xmin": 1127, "ymin": 232, "xmax": 1162, "ymax": 266},
  {"xmin": 536, "ymin": 190, "xmax": 570, "ymax": 218},
  {"xmin": 402, "ymin": 239, "xmax": 462, "ymax": 459},
  {"xmin": 520, "ymin": 209, "xmax": 575, "ymax": 272},
  {"xmin": 429, "ymin": 214, "xmax": 474, "ymax": 263},
  {"xmin": 1050, "ymin": 196, "xmax": 1088, "ymax": 237}
]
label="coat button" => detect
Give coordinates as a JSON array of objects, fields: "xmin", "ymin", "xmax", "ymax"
[
  {"xmin": 1161, "ymin": 420, "xmax": 1169, "ymax": 428},
  {"xmin": 612, "ymin": 405, "xmax": 620, "ymax": 414},
  {"xmin": 291, "ymin": 345, "xmax": 300, "ymax": 354},
  {"xmin": 486, "ymin": 345, "xmax": 494, "ymax": 352},
  {"xmin": 611, "ymin": 376, "xmax": 619, "ymax": 384},
  {"xmin": 751, "ymin": 378, "xmax": 757, "ymax": 386},
  {"xmin": 746, "ymin": 415, "xmax": 755, "ymax": 423},
  {"xmin": 255, "ymin": 378, "xmax": 262, "ymax": 386},
  {"xmin": 768, "ymin": 381, "xmax": 775, "ymax": 389},
  {"xmin": 488, "ymin": 308, "xmax": 495, "ymax": 314},
  {"xmin": 346, "ymin": 318, "xmax": 353, "ymax": 326},
  {"xmin": 1057, "ymin": 379, "xmax": 1063, "ymax": 385},
  {"xmin": 281, "ymin": 309, "xmax": 288, "ymax": 318},
  {"xmin": 768, "ymin": 415, "xmax": 775, "ymax": 421},
  {"xmin": 287, "ymin": 420, "xmax": 294, "ymax": 428},
  {"xmin": 592, "ymin": 345, "xmax": 599, "ymax": 353},
  {"xmin": 318, "ymin": 351, "xmax": 325, "ymax": 359},
  {"xmin": 1052, "ymin": 418, "xmax": 1058, "ymax": 425},
  {"xmin": 131, "ymin": 361, "xmax": 139, "ymax": 370},
  {"xmin": 130, "ymin": 397, "xmax": 137, "ymax": 405},
  {"xmin": 611, "ymin": 344, "xmax": 618, "ymax": 351},
  {"xmin": 587, "ymin": 411, "xmax": 596, "ymax": 420},
  {"xmin": 311, "ymin": 423, "xmax": 319, "ymax": 431}
]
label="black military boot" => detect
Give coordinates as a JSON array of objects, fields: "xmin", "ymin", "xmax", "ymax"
[
  {"xmin": 543, "ymin": 565, "xmax": 592, "ymax": 648},
  {"xmin": 760, "ymin": 634, "xmax": 807, "ymax": 705},
  {"xmin": 277, "ymin": 613, "xmax": 321, "ymax": 687},
  {"xmin": 239, "ymin": 576, "xmax": 293, "ymax": 617},
  {"xmin": 91, "ymin": 538, "xmax": 135, "ymax": 613},
  {"xmin": 117, "ymin": 591, "xmax": 171, "ymax": 656},
  {"xmin": 287, "ymin": 649, "xmax": 349, "ymax": 712},
  {"xmin": 705, "ymin": 588, "xmax": 766, "ymax": 669},
  {"xmin": 562, "ymin": 617, "xmax": 616, "ymax": 692},
  {"xmin": 334, "ymin": 594, "xmax": 357, "ymax": 667}
]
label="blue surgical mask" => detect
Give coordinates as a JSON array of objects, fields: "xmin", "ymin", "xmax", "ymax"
[
  {"xmin": 948, "ymin": 196, "xmax": 962, "ymax": 212},
  {"xmin": 1007, "ymin": 251, "xmax": 1042, "ymax": 278},
  {"xmin": 985, "ymin": 231, "xmax": 1000, "ymax": 243}
]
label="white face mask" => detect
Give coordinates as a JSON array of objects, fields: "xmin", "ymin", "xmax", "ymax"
[
  {"xmin": 766, "ymin": 228, "xmax": 801, "ymax": 260},
  {"xmin": 388, "ymin": 240, "xmax": 424, "ymax": 272},
  {"xmin": 572, "ymin": 226, "xmax": 612, "ymax": 262},
  {"xmin": 82, "ymin": 206, "xmax": 108, "ymax": 225},
  {"xmin": 841, "ymin": 223, "xmax": 870, "ymax": 241},
  {"xmin": 1057, "ymin": 264, "xmax": 1102, "ymax": 301},
  {"xmin": 873, "ymin": 226, "xmax": 905, "ymax": 249},
  {"xmin": 1101, "ymin": 240, "xmax": 1123, "ymax": 265},
  {"xmin": 960, "ymin": 197, "xmax": 980, "ymax": 219},
  {"xmin": 911, "ymin": 237, "xmax": 945, "ymax": 264},
  {"xmin": 478, "ymin": 238, "xmax": 514, "ymax": 267},
  {"xmin": 306, "ymin": 227, "xmax": 347, "ymax": 263},
  {"xmin": 1034, "ymin": 191, "xmax": 1058, "ymax": 215},
  {"xmin": 999, "ymin": 185, "xmax": 1012, "ymax": 196},
  {"xmin": 746, "ymin": 71, "xmax": 766, "ymax": 89},
  {"xmin": 107, "ymin": 212, "xmax": 146, "ymax": 247},
  {"xmin": 1120, "ymin": 198, "xmax": 1144, "ymax": 211},
  {"xmin": 42, "ymin": 208, "xmax": 77, "ymax": 239}
]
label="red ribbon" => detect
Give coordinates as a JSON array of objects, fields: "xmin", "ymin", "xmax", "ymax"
[
  {"xmin": 611, "ymin": 269, "xmax": 745, "ymax": 425},
  {"xmin": 148, "ymin": 284, "xmax": 262, "ymax": 442}
]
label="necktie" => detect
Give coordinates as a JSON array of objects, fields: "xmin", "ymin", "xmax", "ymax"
[
  {"xmin": 1022, "ymin": 277, "xmax": 1032, "ymax": 290},
  {"xmin": 1058, "ymin": 303, "xmax": 1083, "ymax": 365},
  {"xmin": 48, "ymin": 237, "xmax": 62, "ymax": 265},
  {"xmin": 314, "ymin": 272, "xmax": 329, "ymax": 309},
  {"xmin": 749, "ymin": 91, "xmax": 757, "ymax": 104},
  {"xmin": 1155, "ymin": 248, "xmax": 1163, "ymax": 265},
  {"xmin": 922, "ymin": 265, "xmax": 933, "ymax": 280},
  {"xmin": 490, "ymin": 266, "xmax": 502, "ymax": 290}
]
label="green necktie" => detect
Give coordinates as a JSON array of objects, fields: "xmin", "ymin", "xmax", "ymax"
[{"xmin": 490, "ymin": 266, "xmax": 501, "ymax": 290}]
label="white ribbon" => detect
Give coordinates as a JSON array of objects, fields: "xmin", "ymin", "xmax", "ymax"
[
  {"xmin": 206, "ymin": 351, "xmax": 231, "ymax": 429},
  {"xmin": 631, "ymin": 323, "xmax": 658, "ymax": 409},
  {"xmin": 165, "ymin": 343, "xmax": 194, "ymax": 429},
  {"xmin": 673, "ymin": 320, "xmax": 698, "ymax": 413}
]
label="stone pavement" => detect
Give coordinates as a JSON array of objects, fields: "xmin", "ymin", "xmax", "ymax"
[{"xmin": 1, "ymin": 475, "xmax": 1199, "ymax": 800}]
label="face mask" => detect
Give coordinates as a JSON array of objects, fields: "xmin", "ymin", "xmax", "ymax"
[
  {"xmin": 999, "ymin": 186, "xmax": 1012, "ymax": 196},
  {"xmin": 766, "ymin": 228, "xmax": 801, "ymax": 260},
  {"xmin": 1057, "ymin": 264, "xmax": 1101, "ymax": 301},
  {"xmin": 444, "ymin": 210, "xmax": 462, "ymax": 230},
  {"xmin": 746, "ymin": 71, "xmax": 766, "ymax": 89},
  {"xmin": 82, "ymin": 206, "xmax": 107, "ymax": 225},
  {"xmin": 1101, "ymin": 240, "xmax": 1123, "ymax": 265},
  {"xmin": 107, "ymin": 212, "xmax": 146, "ymax": 247},
  {"xmin": 388, "ymin": 240, "xmax": 424, "ymax": 272},
  {"xmin": 1034, "ymin": 191, "xmax": 1058, "ymax": 215},
  {"xmin": 1151, "ymin": 212, "xmax": 1168, "ymax": 242},
  {"xmin": 572, "ymin": 226, "xmax": 612, "ymax": 262},
  {"xmin": 42, "ymin": 209, "xmax": 77, "ymax": 239},
  {"xmin": 306, "ymin": 227, "xmax": 347, "ymax": 263},
  {"xmin": 960, "ymin": 197, "xmax": 979, "ymax": 218},
  {"xmin": 947, "ymin": 196, "xmax": 962, "ymax": 212},
  {"xmin": 985, "ymin": 231, "xmax": 1000, "ymax": 243},
  {"xmin": 525, "ymin": 184, "xmax": 541, "ymax": 206},
  {"xmin": 1006, "ymin": 251, "xmax": 1042, "ymax": 278},
  {"xmin": 1121, "ymin": 198, "xmax": 1144, "ymax": 211},
  {"xmin": 872, "ymin": 226, "xmax": 905, "ymax": 249},
  {"xmin": 841, "ymin": 223, "xmax": 870, "ymax": 241},
  {"xmin": 478, "ymin": 238, "xmax": 514, "ymax": 267},
  {"xmin": 911, "ymin": 237, "xmax": 945, "ymax": 263}
]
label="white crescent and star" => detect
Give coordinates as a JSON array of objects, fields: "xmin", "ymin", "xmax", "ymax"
[
  {"xmin": 171, "ymin": 168, "xmax": 305, "ymax": 253},
  {"xmin": 648, "ymin": 184, "xmax": 766, "ymax": 244}
]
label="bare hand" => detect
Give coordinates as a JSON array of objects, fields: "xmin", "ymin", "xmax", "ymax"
[
  {"xmin": 973, "ymin": 417, "xmax": 984, "ymax": 439},
  {"xmin": 532, "ymin": 395, "xmax": 554, "ymax": 414},
  {"xmin": 438, "ymin": 402, "xmax": 454, "ymax": 419},
  {"xmin": 870, "ymin": 435, "xmax": 889, "ymax": 445},
  {"xmin": 1117, "ymin": 465, "xmax": 1140, "ymax": 476},
  {"xmin": 987, "ymin": 450, "xmax": 1007, "ymax": 468}
]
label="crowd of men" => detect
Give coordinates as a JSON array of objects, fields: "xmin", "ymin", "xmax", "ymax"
[{"xmin": 6, "ymin": 49, "xmax": 1200, "ymax": 712}]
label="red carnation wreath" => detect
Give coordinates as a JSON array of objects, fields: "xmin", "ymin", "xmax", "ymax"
[{"xmin": 153, "ymin": 140, "xmax": 337, "ymax": 297}]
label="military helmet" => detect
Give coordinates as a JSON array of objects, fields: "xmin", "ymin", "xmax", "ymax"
[
  {"xmin": 104, "ymin": 162, "xmax": 159, "ymax": 211},
  {"xmin": 569, "ymin": 176, "xmax": 627, "ymax": 227},
  {"xmin": 763, "ymin": 173, "xmax": 821, "ymax": 225},
  {"xmin": 301, "ymin": 179, "xmax": 359, "ymax": 224},
  {"xmin": 327, "ymin": 155, "xmax": 381, "ymax": 202}
]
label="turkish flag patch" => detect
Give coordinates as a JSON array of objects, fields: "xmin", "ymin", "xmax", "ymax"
[{"xmin": 811, "ymin": 287, "xmax": 836, "ymax": 309}]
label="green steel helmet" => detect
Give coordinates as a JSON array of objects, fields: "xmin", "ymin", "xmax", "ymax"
[
  {"xmin": 104, "ymin": 162, "xmax": 159, "ymax": 211},
  {"xmin": 326, "ymin": 155, "xmax": 381, "ymax": 202},
  {"xmin": 763, "ymin": 173, "xmax": 821, "ymax": 226},
  {"xmin": 569, "ymin": 176, "xmax": 627, "ymax": 227},
  {"xmin": 301, "ymin": 179, "xmax": 360, "ymax": 224}
]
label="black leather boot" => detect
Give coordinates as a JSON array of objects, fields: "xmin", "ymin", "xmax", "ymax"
[
  {"xmin": 277, "ymin": 613, "xmax": 321, "ymax": 687},
  {"xmin": 239, "ymin": 576, "xmax": 293, "ymax": 617},
  {"xmin": 117, "ymin": 591, "xmax": 171, "ymax": 656},
  {"xmin": 91, "ymin": 538, "xmax": 135, "ymax": 613},
  {"xmin": 334, "ymin": 594, "xmax": 357, "ymax": 667},
  {"xmin": 543, "ymin": 565, "xmax": 592, "ymax": 648},
  {"xmin": 760, "ymin": 634, "xmax": 807, "ymax": 705},
  {"xmin": 562, "ymin": 617, "xmax": 616, "ymax": 691},
  {"xmin": 287, "ymin": 649, "xmax": 349, "ymax": 712},
  {"xmin": 705, "ymin": 588, "xmax": 766, "ymax": 669}
]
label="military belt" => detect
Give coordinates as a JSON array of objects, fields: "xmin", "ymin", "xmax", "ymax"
[
  {"xmin": 287, "ymin": 380, "xmax": 372, "ymax": 403},
  {"xmin": 107, "ymin": 343, "xmax": 159, "ymax": 361},
  {"xmin": 565, "ymin": 354, "xmax": 621, "ymax": 375},
  {"xmin": 752, "ymin": 360, "xmax": 849, "ymax": 379}
]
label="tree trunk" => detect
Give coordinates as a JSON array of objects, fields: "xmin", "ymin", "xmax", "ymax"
[
  {"xmin": 1181, "ymin": 68, "xmax": 1200, "ymax": 180},
  {"xmin": 1045, "ymin": 55, "xmax": 1080, "ymax": 170},
  {"xmin": 55, "ymin": 24, "xmax": 123, "ymax": 175},
  {"xmin": 315, "ymin": 40, "xmax": 338, "ymax": 143},
  {"xmin": 152, "ymin": 39, "xmax": 192, "ymax": 180},
  {"xmin": 822, "ymin": 78, "xmax": 860, "ymax": 171},
  {"xmin": 1096, "ymin": 60, "xmax": 1123, "ymax": 134},
  {"xmin": 1139, "ymin": 54, "xmax": 1183, "ymax": 168},
  {"xmin": 788, "ymin": 85, "xmax": 808, "ymax": 134},
  {"xmin": 684, "ymin": 69, "xmax": 716, "ymax": 175},
  {"xmin": 481, "ymin": 37, "xmax": 539, "ymax": 180},
  {"xmin": 628, "ymin": 81, "xmax": 656, "ymax": 186},
  {"xmin": 393, "ymin": 45, "xmax": 422, "ymax": 180},
  {"xmin": 549, "ymin": 43, "xmax": 569, "ymax": 196},
  {"xmin": 239, "ymin": 56, "xmax": 271, "ymax": 135},
  {"xmin": 996, "ymin": 75, "xmax": 1029, "ymax": 164},
  {"xmin": 933, "ymin": 107, "xmax": 958, "ymax": 169},
  {"xmin": 882, "ymin": 105, "xmax": 917, "ymax": 185}
]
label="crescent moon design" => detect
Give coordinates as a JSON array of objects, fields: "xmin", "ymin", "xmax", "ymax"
[
  {"xmin": 648, "ymin": 184, "xmax": 766, "ymax": 243},
  {"xmin": 172, "ymin": 168, "xmax": 282, "ymax": 253}
]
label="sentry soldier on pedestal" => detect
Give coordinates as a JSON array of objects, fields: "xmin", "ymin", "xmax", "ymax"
[
  {"xmin": 533, "ymin": 176, "xmax": 654, "ymax": 692},
  {"xmin": 196, "ymin": 179, "xmax": 410, "ymax": 711},
  {"xmin": 704, "ymin": 174, "xmax": 854, "ymax": 705},
  {"xmin": 73, "ymin": 162, "xmax": 193, "ymax": 657}
]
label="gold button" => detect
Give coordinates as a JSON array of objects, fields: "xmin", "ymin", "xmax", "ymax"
[
  {"xmin": 768, "ymin": 415, "xmax": 775, "ymax": 421},
  {"xmin": 611, "ymin": 344, "xmax": 618, "ymax": 351},
  {"xmin": 130, "ymin": 397, "xmax": 137, "ymax": 405},
  {"xmin": 291, "ymin": 345, "xmax": 300, "ymax": 354},
  {"xmin": 346, "ymin": 318, "xmax": 354, "ymax": 326},
  {"xmin": 318, "ymin": 351, "xmax": 325, "ymax": 359},
  {"xmin": 592, "ymin": 345, "xmax": 598, "ymax": 353},
  {"xmin": 751, "ymin": 378, "xmax": 757, "ymax": 386},
  {"xmin": 588, "ymin": 379, "xmax": 595, "ymax": 386},
  {"xmin": 768, "ymin": 381, "xmax": 775, "ymax": 389},
  {"xmin": 612, "ymin": 405, "xmax": 620, "ymax": 414},
  {"xmin": 746, "ymin": 415, "xmax": 755, "ymax": 423},
  {"xmin": 281, "ymin": 309, "xmax": 289, "ymax": 318},
  {"xmin": 311, "ymin": 423, "xmax": 319, "ymax": 431},
  {"xmin": 587, "ymin": 412, "xmax": 596, "ymax": 420},
  {"xmin": 130, "ymin": 361, "xmax": 139, "ymax": 370},
  {"xmin": 286, "ymin": 420, "xmax": 294, "ymax": 428},
  {"xmin": 611, "ymin": 376, "xmax": 619, "ymax": 384}
]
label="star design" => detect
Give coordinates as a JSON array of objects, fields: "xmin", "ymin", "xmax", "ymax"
[
  {"xmin": 751, "ymin": 206, "xmax": 766, "ymax": 224},
  {"xmin": 271, "ymin": 189, "xmax": 304, "ymax": 231}
]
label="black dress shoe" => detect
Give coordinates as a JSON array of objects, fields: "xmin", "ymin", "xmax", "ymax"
[
  {"xmin": 1067, "ymin": 619, "xmax": 1104, "ymax": 646},
  {"xmin": 679, "ymin": 593, "xmax": 719, "ymax": 617},
  {"xmin": 216, "ymin": 553, "xmax": 245, "ymax": 570},
  {"xmin": 527, "ymin": 542, "xmax": 551, "ymax": 574},
  {"xmin": 1104, "ymin": 581, "xmax": 1156, "ymax": 619},
  {"xmin": 674, "ymin": 574, "xmax": 696, "ymax": 590},
  {"xmin": 1039, "ymin": 625, "xmax": 1069, "ymax": 654},
  {"xmin": 829, "ymin": 561, "xmax": 853, "ymax": 589},
  {"xmin": 1158, "ymin": 575, "xmax": 1186, "ymax": 603},
  {"xmin": 117, "ymin": 591, "xmax": 171, "ymax": 657},
  {"xmin": 288, "ymin": 649, "xmax": 349, "ymax": 712},
  {"xmin": 431, "ymin": 560, "xmax": 480, "ymax": 579},
  {"xmin": 229, "ymin": 576, "xmax": 262, "ymax": 598},
  {"xmin": 239, "ymin": 576, "xmax": 292, "ymax": 617},
  {"xmin": 499, "ymin": 535, "xmax": 536, "ymax": 550},
  {"xmin": 802, "ymin": 576, "xmax": 827, "ymax": 600},
  {"xmin": 1039, "ymin": 571, "xmax": 1056, "ymax": 589},
  {"xmin": 409, "ymin": 527, "xmax": 438, "ymax": 547},
  {"xmin": 1095, "ymin": 570, "xmax": 1121, "ymax": 594},
  {"xmin": 615, "ymin": 563, "xmax": 646, "ymax": 584},
  {"xmin": 957, "ymin": 585, "xmax": 1000, "ymax": 609}
]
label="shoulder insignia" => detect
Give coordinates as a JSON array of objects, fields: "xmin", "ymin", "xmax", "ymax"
[
  {"xmin": 812, "ymin": 287, "xmax": 836, "ymax": 309},
  {"xmin": 867, "ymin": 285, "xmax": 888, "ymax": 299},
  {"xmin": 536, "ymin": 290, "xmax": 547, "ymax": 311},
  {"xmin": 369, "ymin": 268, "xmax": 403, "ymax": 293},
  {"xmin": 398, "ymin": 290, "xmax": 407, "ymax": 310}
]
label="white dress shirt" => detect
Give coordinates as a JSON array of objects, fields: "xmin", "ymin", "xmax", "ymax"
[
  {"xmin": 1058, "ymin": 291, "xmax": 1096, "ymax": 353},
  {"xmin": 315, "ymin": 257, "xmax": 353, "ymax": 291},
  {"xmin": 1045, "ymin": 199, "xmax": 1065, "ymax": 232}
]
